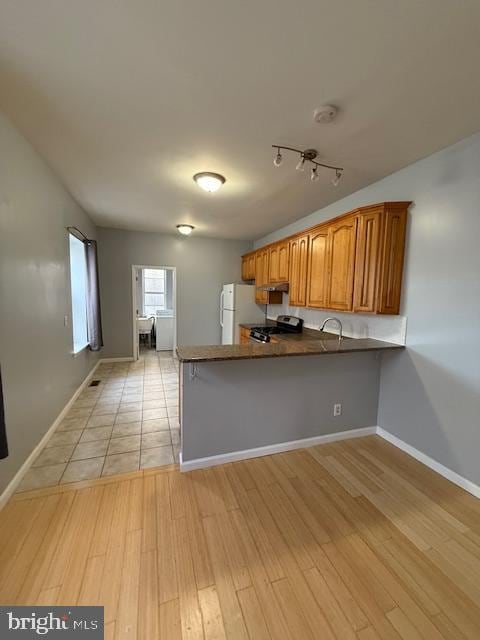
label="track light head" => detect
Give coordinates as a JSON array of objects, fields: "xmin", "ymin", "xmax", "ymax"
[
  {"xmin": 332, "ymin": 169, "xmax": 343, "ymax": 187},
  {"xmin": 310, "ymin": 166, "xmax": 320, "ymax": 182},
  {"xmin": 273, "ymin": 148, "xmax": 283, "ymax": 167},
  {"xmin": 296, "ymin": 155, "xmax": 306, "ymax": 172}
]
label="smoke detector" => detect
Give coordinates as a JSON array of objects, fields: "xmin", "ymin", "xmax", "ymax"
[{"xmin": 314, "ymin": 105, "xmax": 338, "ymax": 123}]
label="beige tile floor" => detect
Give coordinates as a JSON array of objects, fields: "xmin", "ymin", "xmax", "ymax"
[{"xmin": 17, "ymin": 349, "xmax": 180, "ymax": 492}]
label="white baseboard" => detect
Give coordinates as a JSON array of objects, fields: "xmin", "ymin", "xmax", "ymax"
[
  {"xmin": 180, "ymin": 424, "xmax": 480, "ymax": 500},
  {"xmin": 179, "ymin": 426, "xmax": 377, "ymax": 472},
  {"xmin": 0, "ymin": 356, "xmax": 140, "ymax": 508},
  {"xmin": 376, "ymin": 427, "xmax": 480, "ymax": 499},
  {"xmin": 0, "ymin": 359, "xmax": 104, "ymax": 510}
]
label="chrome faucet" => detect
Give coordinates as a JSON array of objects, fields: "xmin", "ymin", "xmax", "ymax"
[{"xmin": 320, "ymin": 317, "xmax": 343, "ymax": 340}]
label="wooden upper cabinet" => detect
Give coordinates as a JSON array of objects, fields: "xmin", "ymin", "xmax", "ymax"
[
  {"xmin": 255, "ymin": 250, "xmax": 267, "ymax": 304},
  {"xmin": 241, "ymin": 252, "xmax": 256, "ymax": 281},
  {"xmin": 306, "ymin": 226, "xmax": 329, "ymax": 308},
  {"xmin": 353, "ymin": 203, "xmax": 408, "ymax": 314},
  {"xmin": 376, "ymin": 204, "xmax": 408, "ymax": 314},
  {"xmin": 326, "ymin": 215, "xmax": 358, "ymax": 311},
  {"xmin": 243, "ymin": 201, "xmax": 410, "ymax": 314},
  {"xmin": 268, "ymin": 244, "xmax": 279, "ymax": 282},
  {"xmin": 269, "ymin": 241, "xmax": 289, "ymax": 283},
  {"xmin": 353, "ymin": 207, "xmax": 382, "ymax": 313},
  {"xmin": 288, "ymin": 234, "xmax": 309, "ymax": 307},
  {"xmin": 241, "ymin": 256, "xmax": 249, "ymax": 281}
]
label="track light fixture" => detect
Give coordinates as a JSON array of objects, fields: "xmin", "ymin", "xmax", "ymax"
[{"xmin": 272, "ymin": 145, "xmax": 343, "ymax": 185}]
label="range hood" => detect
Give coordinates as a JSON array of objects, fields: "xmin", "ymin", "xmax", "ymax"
[{"xmin": 257, "ymin": 282, "xmax": 289, "ymax": 292}]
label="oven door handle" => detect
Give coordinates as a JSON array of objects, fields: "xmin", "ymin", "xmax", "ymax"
[{"xmin": 249, "ymin": 335, "xmax": 265, "ymax": 343}]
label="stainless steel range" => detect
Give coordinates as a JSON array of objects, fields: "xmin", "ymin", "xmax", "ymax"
[{"xmin": 249, "ymin": 315, "xmax": 303, "ymax": 343}]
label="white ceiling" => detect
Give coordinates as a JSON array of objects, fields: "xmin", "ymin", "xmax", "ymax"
[{"xmin": 1, "ymin": 1, "xmax": 480, "ymax": 240}]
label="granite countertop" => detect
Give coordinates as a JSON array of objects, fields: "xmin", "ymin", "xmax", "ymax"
[{"xmin": 176, "ymin": 333, "xmax": 404, "ymax": 363}]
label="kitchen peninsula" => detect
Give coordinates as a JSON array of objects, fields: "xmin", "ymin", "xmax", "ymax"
[{"xmin": 177, "ymin": 331, "xmax": 403, "ymax": 470}]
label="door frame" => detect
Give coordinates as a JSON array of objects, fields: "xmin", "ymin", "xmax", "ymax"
[{"xmin": 131, "ymin": 264, "xmax": 177, "ymax": 360}]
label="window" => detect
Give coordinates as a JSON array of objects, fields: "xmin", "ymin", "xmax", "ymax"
[
  {"xmin": 143, "ymin": 268, "xmax": 166, "ymax": 316},
  {"xmin": 69, "ymin": 233, "xmax": 88, "ymax": 353}
]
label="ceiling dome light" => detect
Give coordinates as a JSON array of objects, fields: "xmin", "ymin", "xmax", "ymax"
[
  {"xmin": 176, "ymin": 224, "xmax": 195, "ymax": 236},
  {"xmin": 273, "ymin": 148, "xmax": 283, "ymax": 167},
  {"xmin": 193, "ymin": 172, "xmax": 226, "ymax": 193}
]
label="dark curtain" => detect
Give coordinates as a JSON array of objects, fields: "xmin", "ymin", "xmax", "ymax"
[
  {"xmin": 0, "ymin": 367, "xmax": 8, "ymax": 459},
  {"xmin": 85, "ymin": 239, "xmax": 104, "ymax": 352}
]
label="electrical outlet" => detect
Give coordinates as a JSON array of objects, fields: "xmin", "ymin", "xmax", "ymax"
[
  {"xmin": 64, "ymin": 315, "xmax": 69, "ymax": 327},
  {"xmin": 333, "ymin": 403, "xmax": 342, "ymax": 417}
]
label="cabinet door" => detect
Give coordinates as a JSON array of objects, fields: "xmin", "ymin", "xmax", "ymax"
[
  {"xmin": 262, "ymin": 249, "xmax": 270, "ymax": 287},
  {"xmin": 247, "ymin": 254, "xmax": 256, "ymax": 280},
  {"xmin": 239, "ymin": 327, "xmax": 250, "ymax": 344},
  {"xmin": 353, "ymin": 209, "xmax": 382, "ymax": 312},
  {"xmin": 326, "ymin": 216, "xmax": 357, "ymax": 311},
  {"xmin": 269, "ymin": 242, "xmax": 289, "ymax": 282},
  {"xmin": 255, "ymin": 250, "xmax": 268, "ymax": 304},
  {"xmin": 376, "ymin": 206, "xmax": 407, "ymax": 314},
  {"xmin": 277, "ymin": 242, "xmax": 289, "ymax": 281},
  {"xmin": 241, "ymin": 256, "xmax": 249, "ymax": 281},
  {"xmin": 242, "ymin": 253, "xmax": 256, "ymax": 280},
  {"xmin": 306, "ymin": 226, "xmax": 329, "ymax": 308},
  {"xmin": 288, "ymin": 234, "xmax": 309, "ymax": 307},
  {"xmin": 268, "ymin": 245, "xmax": 280, "ymax": 283}
]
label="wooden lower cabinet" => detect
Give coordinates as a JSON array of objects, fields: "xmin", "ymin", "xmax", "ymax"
[
  {"xmin": 288, "ymin": 234, "xmax": 309, "ymax": 307},
  {"xmin": 239, "ymin": 327, "xmax": 251, "ymax": 344}
]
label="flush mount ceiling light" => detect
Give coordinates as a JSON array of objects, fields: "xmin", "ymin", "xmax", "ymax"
[
  {"xmin": 176, "ymin": 224, "xmax": 195, "ymax": 236},
  {"xmin": 193, "ymin": 172, "xmax": 226, "ymax": 193},
  {"xmin": 272, "ymin": 145, "xmax": 343, "ymax": 186}
]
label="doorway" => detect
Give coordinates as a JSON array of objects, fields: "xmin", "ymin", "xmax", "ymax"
[{"xmin": 132, "ymin": 265, "xmax": 177, "ymax": 360}]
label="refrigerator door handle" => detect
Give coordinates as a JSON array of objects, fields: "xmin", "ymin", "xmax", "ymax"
[{"xmin": 220, "ymin": 290, "xmax": 224, "ymax": 327}]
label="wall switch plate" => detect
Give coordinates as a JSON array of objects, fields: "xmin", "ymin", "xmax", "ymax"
[{"xmin": 333, "ymin": 403, "xmax": 342, "ymax": 417}]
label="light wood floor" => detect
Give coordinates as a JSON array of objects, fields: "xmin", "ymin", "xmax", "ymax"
[{"xmin": 1, "ymin": 435, "xmax": 480, "ymax": 639}]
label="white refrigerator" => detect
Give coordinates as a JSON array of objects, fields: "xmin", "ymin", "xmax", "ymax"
[{"xmin": 220, "ymin": 284, "xmax": 265, "ymax": 344}]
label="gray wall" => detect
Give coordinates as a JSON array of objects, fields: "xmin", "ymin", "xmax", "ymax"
[
  {"xmin": 97, "ymin": 228, "xmax": 251, "ymax": 356},
  {"xmin": 0, "ymin": 112, "xmax": 98, "ymax": 495},
  {"xmin": 181, "ymin": 352, "xmax": 380, "ymax": 461},
  {"xmin": 256, "ymin": 133, "xmax": 480, "ymax": 486}
]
